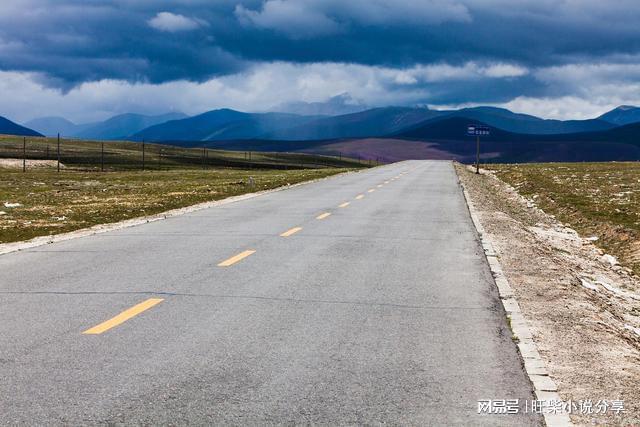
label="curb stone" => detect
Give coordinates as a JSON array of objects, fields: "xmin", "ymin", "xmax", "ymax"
[
  {"xmin": 457, "ymin": 167, "xmax": 573, "ymax": 427},
  {"xmin": 0, "ymin": 168, "xmax": 369, "ymax": 257}
]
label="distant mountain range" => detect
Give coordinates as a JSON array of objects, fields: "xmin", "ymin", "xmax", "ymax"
[
  {"xmin": 25, "ymin": 112, "xmax": 187, "ymax": 139},
  {"xmin": 131, "ymin": 105, "xmax": 634, "ymax": 142},
  {"xmin": 131, "ymin": 109, "xmax": 319, "ymax": 141},
  {"xmin": 273, "ymin": 93, "xmax": 369, "ymax": 116},
  {"xmin": 2, "ymin": 103, "xmax": 640, "ymax": 164}
]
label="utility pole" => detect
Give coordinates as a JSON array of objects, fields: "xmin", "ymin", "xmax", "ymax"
[
  {"xmin": 22, "ymin": 137, "xmax": 26, "ymax": 172},
  {"xmin": 142, "ymin": 140, "xmax": 145, "ymax": 171},
  {"xmin": 101, "ymin": 142, "xmax": 104, "ymax": 172}
]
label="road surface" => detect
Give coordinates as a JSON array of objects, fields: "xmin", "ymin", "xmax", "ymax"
[{"xmin": 0, "ymin": 160, "xmax": 539, "ymax": 425}]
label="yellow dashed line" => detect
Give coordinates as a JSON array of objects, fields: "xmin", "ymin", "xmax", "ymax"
[
  {"xmin": 83, "ymin": 298, "xmax": 164, "ymax": 335},
  {"xmin": 355, "ymin": 194, "xmax": 365, "ymax": 200},
  {"xmin": 218, "ymin": 250, "xmax": 256, "ymax": 267},
  {"xmin": 316, "ymin": 212, "xmax": 331, "ymax": 220},
  {"xmin": 339, "ymin": 202, "xmax": 350, "ymax": 208},
  {"xmin": 280, "ymin": 227, "xmax": 302, "ymax": 237}
]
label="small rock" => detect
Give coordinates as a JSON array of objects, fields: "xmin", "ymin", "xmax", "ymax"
[
  {"xmin": 601, "ymin": 254, "xmax": 619, "ymax": 267},
  {"xmin": 0, "ymin": 211, "xmax": 6, "ymax": 216},
  {"xmin": 3, "ymin": 202, "xmax": 22, "ymax": 208}
]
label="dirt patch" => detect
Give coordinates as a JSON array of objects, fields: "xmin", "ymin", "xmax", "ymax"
[
  {"xmin": 0, "ymin": 158, "xmax": 62, "ymax": 169},
  {"xmin": 456, "ymin": 163, "xmax": 640, "ymax": 426}
]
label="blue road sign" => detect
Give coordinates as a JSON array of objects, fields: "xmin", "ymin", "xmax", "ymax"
[{"xmin": 467, "ymin": 124, "xmax": 490, "ymax": 136}]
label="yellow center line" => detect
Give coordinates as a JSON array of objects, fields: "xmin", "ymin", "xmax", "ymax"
[
  {"xmin": 384, "ymin": 181, "xmax": 390, "ymax": 184},
  {"xmin": 316, "ymin": 212, "xmax": 331, "ymax": 220},
  {"xmin": 280, "ymin": 226, "xmax": 302, "ymax": 237},
  {"xmin": 339, "ymin": 202, "xmax": 350, "ymax": 208},
  {"xmin": 355, "ymin": 194, "xmax": 365, "ymax": 200},
  {"xmin": 83, "ymin": 298, "xmax": 164, "ymax": 335},
  {"xmin": 368, "ymin": 189, "xmax": 375, "ymax": 193},
  {"xmin": 218, "ymin": 249, "xmax": 256, "ymax": 267},
  {"xmin": 377, "ymin": 184, "xmax": 383, "ymax": 188}
]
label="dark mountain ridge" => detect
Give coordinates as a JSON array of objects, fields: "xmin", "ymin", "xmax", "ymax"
[{"xmin": 0, "ymin": 116, "xmax": 43, "ymax": 137}]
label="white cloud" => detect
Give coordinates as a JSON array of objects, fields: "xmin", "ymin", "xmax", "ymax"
[
  {"xmin": 235, "ymin": 2, "xmax": 342, "ymax": 38},
  {"xmin": 235, "ymin": 0, "xmax": 470, "ymax": 38},
  {"xmin": 2, "ymin": 60, "xmax": 640, "ymax": 124},
  {"xmin": 384, "ymin": 62, "xmax": 528, "ymax": 84},
  {"xmin": 498, "ymin": 96, "xmax": 620, "ymax": 121},
  {"xmin": 481, "ymin": 63, "xmax": 528, "ymax": 78},
  {"xmin": 148, "ymin": 12, "xmax": 204, "ymax": 32}
]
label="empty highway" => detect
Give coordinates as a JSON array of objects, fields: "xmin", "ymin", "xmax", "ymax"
[{"xmin": 0, "ymin": 160, "xmax": 538, "ymax": 425}]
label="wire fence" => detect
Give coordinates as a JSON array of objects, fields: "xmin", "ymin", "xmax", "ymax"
[{"xmin": 0, "ymin": 135, "xmax": 378, "ymax": 172}]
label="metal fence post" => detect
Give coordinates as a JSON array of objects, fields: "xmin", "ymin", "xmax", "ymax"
[
  {"xmin": 158, "ymin": 147, "xmax": 162, "ymax": 169},
  {"xmin": 142, "ymin": 140, "xmax": 145, "ymax": 171},
  {"xmin": 101, "ymin": 142, "xmax": 104, "ymax": 172},
  {"xmin": 23, "ymin": 137, "xmax": 26, "ymax": 172},
  {"xmin": 57, "ymin": 133, "xmax": 60, "ymax": 172}
]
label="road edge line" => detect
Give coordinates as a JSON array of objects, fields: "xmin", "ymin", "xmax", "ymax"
[
  {"xmin": 456, "ymin": 164, "xmax": 573, "ymax": 427},
  {"xmin": 0, "ymin": 167, "xmax": 383, "ymax": 257}
]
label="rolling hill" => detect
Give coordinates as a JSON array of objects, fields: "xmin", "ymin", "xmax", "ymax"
[
  {"xmin": 26, "ymin": 112, "xmax": 187, "ymax": 139},
  {"xmin": 25, "ymin": 116, "xmax": 79, "ymax": 137},
  {"xmin": 133, "ymin": 109, "xmax": 320, "ymax": 141},
  {"xmin": 265, "ymin": 107, "xmax": 442, "ymax": 140},
  {"xmin": 451, "ymin": 107, "xmax": 614, "ymax": 134},
  {"xmin": 0, "ymin": 116, "xmax": 43, "ymax": 137},
  {"xmin": 74, "ymin": 112, "xmax": 187, "ymax": 140},
  {"xmin": 598, "ymin": 105, "xmax": 640, "ymax": 126}
]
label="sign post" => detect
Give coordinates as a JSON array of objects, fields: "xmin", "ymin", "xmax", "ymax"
[{"xmin": 466, "ymin": 124, "xmax": 490, "ymax": 174}]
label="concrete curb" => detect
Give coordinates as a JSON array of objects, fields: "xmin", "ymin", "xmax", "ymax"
[
  {"xmin": 0, "ymin": 168, "xmax": 365, "ymax": 257},
  {"xmin": 457, "ymin": 170, "xmax": 573, "ymax": 427}
]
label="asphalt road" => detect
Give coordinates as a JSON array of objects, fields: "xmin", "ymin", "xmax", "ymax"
[{"xmin": 0, "ymin": 160, "xmax": 539, "ymax": 425}]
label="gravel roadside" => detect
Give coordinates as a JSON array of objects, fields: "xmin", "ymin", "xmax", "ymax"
[{"xmin": 456, "ymin": 163, "xmax": 640, "ymax": 426}]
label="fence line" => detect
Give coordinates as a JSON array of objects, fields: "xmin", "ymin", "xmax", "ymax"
[{"xmin": 0, "ymin": 137, "xmax": 378, "ymax": 172}]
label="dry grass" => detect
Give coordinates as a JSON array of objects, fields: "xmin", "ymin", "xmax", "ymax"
[
  {"xmin": 489, "ymin": 162, "xmax": 640, "ymax": 274},
  {"xmin": 0, "ymin": 168, "xmax": 348, "ymax": 244}
]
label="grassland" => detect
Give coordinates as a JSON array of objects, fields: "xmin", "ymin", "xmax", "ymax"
[
  {"xmin": 0, "ymin": 168, "xmax": 350, "ymax": 244},
  {"xmin": 489, "ymin": 162, "xmax": 640, "ymax": 274},
  {"xmin": 0, "ymin": 134, "xmax": 366, "ymax": 244}
]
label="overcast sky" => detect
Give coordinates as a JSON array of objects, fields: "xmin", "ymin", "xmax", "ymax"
[{"xmin": 1, "ymin": 0, "xmax": 640, "ymax": 123}]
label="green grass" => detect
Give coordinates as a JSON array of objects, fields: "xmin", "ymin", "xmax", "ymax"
[
  {"xmin": 0, "ymin": 134, "xmax": 370, "ymax": 171},
  {"xmin": 0, "ymin": 168, "xmax": 351, "ymax": 244},
  {"xmin": 488, "ymin": 162, "xmax": 640, "ymax": 274}
]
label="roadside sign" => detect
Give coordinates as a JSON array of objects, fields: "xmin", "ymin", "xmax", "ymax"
[
  {"xmin": 467, "ymin": 124, "xmax": 490, "ymax": 136},
  {"xmin": 466, "ymin": 124, "xmax": 489, "ymax": 175}
]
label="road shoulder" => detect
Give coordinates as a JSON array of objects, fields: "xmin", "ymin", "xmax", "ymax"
[{"xmin": 456, "ymin": 163, "xmax": 640, "ymax": 425}]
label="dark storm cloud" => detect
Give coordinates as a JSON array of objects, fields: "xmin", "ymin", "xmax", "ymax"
[{"xmin": 1, "ymin": 0, "xmax": 640, "ymax": 105}]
